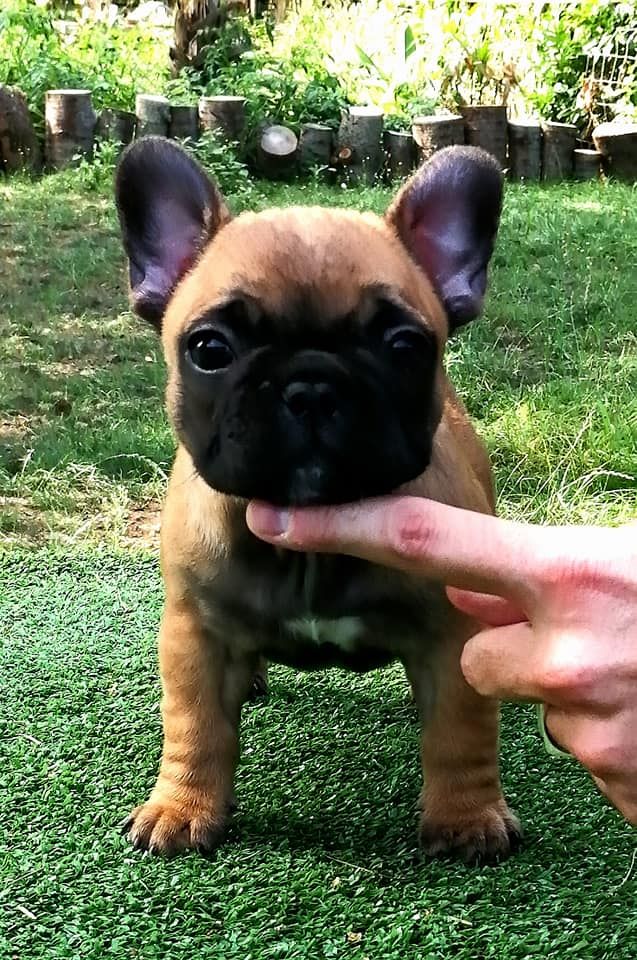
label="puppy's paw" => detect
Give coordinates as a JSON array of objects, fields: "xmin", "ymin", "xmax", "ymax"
[
  {"xmin": 419, "ymin": 799, "xmax": 521, "ymax": 865},
  {"xmin": 121, "ymin": 794, "xmax": 230, "ymax": 857}
]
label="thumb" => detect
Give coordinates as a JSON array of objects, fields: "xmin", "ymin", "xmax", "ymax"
[
  {"xmin": 461, "ymin": 622, "xmax": 545, "ymax": 701},
  {"xmin": 446, "ymin": 587, "xmax": 527, "ymax": 626}
]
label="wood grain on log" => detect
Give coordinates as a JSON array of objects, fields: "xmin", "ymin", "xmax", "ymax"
[
  {"xmin": 460, "ymin": 105, "xmax": 507, "ymax": 168},
  {"xmin": 45, "ymin": 89, "xmax": 96, "ymax": 169},
  {"xmin": 199, "ymin": 95, "xmax": 246, "ymax": 142},
  {"xmin": 384, "ymin": 129, "xmax": 416, "ymax": 180},
  {"xmin": 542, "ymin": 121, "xmax": 576, "ymax": 180},
  {"xmin": 169, "ymin": 105, "xmax": 200, "ymax": 141},
  {"xmin": 257, "ymin": 124, "xmax": 298, "ymax": 179},
  {"xmin": 337, "ymin": 106, "xmax": 384, "ymax": 185},
  {"xmin": 573, "ymin": 148, "xmax": 601, "ymax": 180},
  {"xmin": 508, "ymin": 119, "xmax": 542, "ymax": 180},
  {"xmin": 135, "ymin": 94, "xmax": 170, "ymax": 138},
  {"xmin": 593, "ymin": 122, "xmax": 637, "ymax": 181},
  {"xmin": 412, "ymin": 115, "xmax": 464, "ymax": 161}
]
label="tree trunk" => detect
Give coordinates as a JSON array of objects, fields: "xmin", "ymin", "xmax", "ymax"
[
  {"xmin": 412, "ymin": 115, "xmax": 464, "ymax": 162},
  {"xmin": 96, "ymin": 108, "xmax": 136, "ymax": 152},
  {"xmin": 541, "ymin": 121, "xmax": 576, "ymax": 180},
  {"xmin": 45, "ymin": 89, "xmax": 96, "ymax": 170},
  {"xmin": 337, "ymin": 106, "xmax": 384, "ymax": 185},
  {"xmin": 135, "ymin": 95, "xmax": 170, "ymax": 138},
  {"xmin": 593, "ymin": 122, "xmax": 637, "ymax": 181},
  {"xmin": 573, "ymin": 148, "xmax": 601, "ymax": 180},
  {"xmin": 199, "ymin": 95, "xmax": 246, "ymax": 142},
  {"xmin": 460, "ymin": 105, "xmax": 508, "ymax": 169},
  {"xmin": 257, "ymin": 124, "xmax": 298, "ymax": 179},
  {"xmin": 0, "ymin": 85, "xmax": 40, "ymax": 174},
  {"xmin": 384, "ymin": 130, "xmax": 416, "ymax": 180},
  {"xmin": 169, "ymin": 105, "xmax": 200, "ymax": 141},
  {"xmin": 298, "ymin": 123, "xmax": 333, "ymax": 170},
  {"xmin": 507, "ymin": 120, "xmax": 542, "ymax": 181}
]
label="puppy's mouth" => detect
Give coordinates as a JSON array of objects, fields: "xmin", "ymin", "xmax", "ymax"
[{"xmin": 194, "ymin": 437, "xmax": 433, "ymax": 507}]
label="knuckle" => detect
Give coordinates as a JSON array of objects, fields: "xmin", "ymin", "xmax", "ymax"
[
  {"xmin": 574, "ymin": 741, "xmax": 624, "ymax": 778},
  {"xmin": 385, "ymin": 498, "xmax": 436, "ymax": 561},
  {"xmin": 541, "ymin": 643, "xmax": 597, "ymax": 700}
]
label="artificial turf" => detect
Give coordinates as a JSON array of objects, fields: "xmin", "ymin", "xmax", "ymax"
[
  {"xmin": 1, "ymin": 550, "xmax": 636, "ymax": 960},
  {"xmin": 1, "ymin": 166, "xmax": 636, "ymax": 958}
]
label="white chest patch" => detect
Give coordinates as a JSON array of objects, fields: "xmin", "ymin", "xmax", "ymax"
[{"xmin": 284, "ymin": 616, "xmax": 365, "ymax": 651}]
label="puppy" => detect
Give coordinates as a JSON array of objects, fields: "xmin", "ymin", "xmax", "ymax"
[{"xmin": 115, "ymin": 138, "xmax": 520, "ymax": 863}]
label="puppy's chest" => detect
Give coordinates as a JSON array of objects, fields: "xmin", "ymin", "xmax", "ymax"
[{"xmin": 200, "ymin": 549, "xmax": 438, "ymax": 671}]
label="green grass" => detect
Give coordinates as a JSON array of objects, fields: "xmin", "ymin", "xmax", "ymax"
[
  {"xmin": 0, "ymin": 169, "xmax": 635, "ymax": 544},
  {"xmin": 1, "ymin": 166, "xmax": 636, "ymax": 958},
  {"xmin": 2, "ymin": 551, "xmax": 636, "ymax": 960}
]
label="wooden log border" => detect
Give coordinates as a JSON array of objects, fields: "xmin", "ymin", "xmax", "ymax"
[{"xmin": 23, "ymin": 88, "xmax": 637, "ymax": 183}]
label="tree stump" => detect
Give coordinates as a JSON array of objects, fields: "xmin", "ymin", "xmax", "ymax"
[
  {"xmin": 298, "ymin": 123, "xmax": 333, "ymax": 170},
  {"xmin": 593, "ymin": 122, "xmax": 637, "ymax": 181},
  {"xmin": 460, "ymin": 105, "xmax": 508, "ymax": 168},
  {"xmin": 0, "ymin": 85, "xmax": 40, "ymax": 174},
  {"xmin": 135, "ymin": 95, "xmax": 170, "ymax": 138},
  {"xmin": 169, "ymin": 105, "xmax": 200, "ymax": 141},
  {"xmin": 96, "ymin": 108, "xmax": 136, "ymax": 151},
  {"xmin": 384, "ymin": 130, "xmax": 416, "ymax": 180},
  {"xmin": 45, "ymin": 89, "xmax": 96, "ymax": 170},
  {"xmin": 508, "ymin": 119, "xmax": 542, "ymax": 180},
  {"xmin": 542, "ymin": 121, "xmax": 576, "ymax": 180},
  {"xmin": 337, "ymin": 106, "xmax": 384, "ymax": 185},
  {"xmin": 573, "ymin": 148, "xmax": 601, "ymax": 180},
  {"xmin": 411, "ymin": 115, "xmax": 464, "ymax": 161},
  {"xmin": 257, "ymin": 124, "xmax": 298, "ymax": 179},
  {"xmin": 199, "ymin": 96, "xmax": 246, "ymax": 142}
]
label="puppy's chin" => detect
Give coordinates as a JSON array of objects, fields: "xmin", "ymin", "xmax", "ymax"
[{"xmin": 193, "ymin": 447, "xmax": 433, "ymax": 507}]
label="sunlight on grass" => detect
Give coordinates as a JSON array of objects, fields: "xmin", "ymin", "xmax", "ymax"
[{"xmin": 1, "ymin": 174, "xmax": 636, "ymax": 544}]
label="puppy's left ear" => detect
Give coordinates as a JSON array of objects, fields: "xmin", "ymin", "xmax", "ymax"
[
  {"xmin": 115, "ymin": 137, "xmax": 230, "ymax": 328},
  {"xmin": 387, "ymin": 145, "xmax": 503, "ymax": 331}
]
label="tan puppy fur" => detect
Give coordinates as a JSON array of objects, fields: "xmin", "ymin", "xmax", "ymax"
[{"xmin": 116, "ymin": 139, "xmax": 520, "ymax": 863}]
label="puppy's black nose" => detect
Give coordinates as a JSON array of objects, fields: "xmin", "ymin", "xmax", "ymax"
[{"xmin": 282, "ymin": 380, "xmax": 338, "ymax": 421}]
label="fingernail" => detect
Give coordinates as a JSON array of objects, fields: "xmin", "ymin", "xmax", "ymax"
[{"xmin": 248, "ymin": 503, "xmax": 289, "ymax": 538}]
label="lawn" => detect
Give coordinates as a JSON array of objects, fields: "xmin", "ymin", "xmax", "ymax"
[{"xmin": 1, "ymin": 163, "xmax": 636, "ymax": 959}]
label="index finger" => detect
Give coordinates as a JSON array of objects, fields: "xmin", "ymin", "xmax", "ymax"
[{"xmin": 246, "ymin": 496, "xmax": 557, "ymax": 608}]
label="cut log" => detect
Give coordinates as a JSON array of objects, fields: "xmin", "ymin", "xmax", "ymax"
[
  {"xmin": 384, "ymin": 130, "xmax": 416, "ymax": 180},
  {"xmin": 96, "ymin": 108, "xmax": 136, "ymax": 151},
  {"xmin": 411, "ymin": 114, "xmax": 464, "ymax": 161},
  {"xmin": 460, "ymin": 105, "xmax": 507, "ymax": 168},
  {"xmin": 542, "ymin": 121, "xmax": 576, "ymax": 180},
  {"xmin": 45, "ymin": 89, "xmax": 96, "ymax": 169},
  {"xmin": 593, "ymin": 122, "xmax": 637, "ymax": 181},
  {"xmin": 169, "ymin": 105, "xmax": 200, "ymax": 141},
  {"xmin": 573, "ymin": 148, "xmax": 601, "ymax": 180},
  {"xmin": 257, "ymin": 124, "xmax": 298, "ymax": 179},
  {"xmin": 508, "ymin": 119, "xmax": 542, "ymax": 180},
  {"xmin": 298, "ymin": 123, "xmax": 333, "ymax": 170},
  {"xmin": 199, "ymin": 96, "xmax": 246, "ymax": 142},
  {"xmin": 337, "ymin": 106, "xmax": 384, "ymax": 185},
  {"xmin": 135, "ymin": 94, "xmax": 170, "ymax": 138},
  {"xmin": 0, "ymin": 85, "xmax": 40, "ymax": 174}
]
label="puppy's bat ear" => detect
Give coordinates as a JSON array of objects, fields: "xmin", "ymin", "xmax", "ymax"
[
  {"xmin": 386, "ymin": 145, "xmax": 503, "ymax": 331},
  {"xmin": 115, "ymin": 137, "xmax": 230, "ymax": 329}
]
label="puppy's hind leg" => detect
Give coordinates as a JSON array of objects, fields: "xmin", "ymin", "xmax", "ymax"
[{"xmin": 404, "ymin": 613, "xmax": 521, "ymax": 865}]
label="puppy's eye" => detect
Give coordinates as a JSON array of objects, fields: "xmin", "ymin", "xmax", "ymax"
[
  {"xmin": 383, "ymin": 326, "xmax": 428, "ymax": 354},
  {"xmin": 187, "ymin": 330, "xmax": 234, "ymax": 373}
]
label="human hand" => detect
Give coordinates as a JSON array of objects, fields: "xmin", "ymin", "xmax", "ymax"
[{"xmin": 246, "ymin": 497, "xmax": 637, "ymax": 824}]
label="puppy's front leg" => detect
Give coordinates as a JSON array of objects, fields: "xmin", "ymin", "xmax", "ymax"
[
  {"xmin": 405, "ymin": 615, "xmax": 521, "ymax": 864},
  {"xmin": 123, "ymin": 597, "xmax": 254, "ymax": 856}
]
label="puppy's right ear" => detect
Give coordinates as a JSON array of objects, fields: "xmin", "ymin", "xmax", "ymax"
[{"xmin": 115, "ymin": 137, "xmax": 230, "ymax": 329}]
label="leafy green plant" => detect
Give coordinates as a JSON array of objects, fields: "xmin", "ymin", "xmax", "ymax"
[
  {"xmin": 0, "ymin": 0, "xmax": 169, "ymax": 136},
  {"xmin": 186, "ymin": 130, "xmax": 254, "ymax": 199}
]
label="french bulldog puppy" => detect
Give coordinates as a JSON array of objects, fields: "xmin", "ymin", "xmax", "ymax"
[{"xmin": 116, "ymin": 138, "xmax": 520, "ymax": 863}]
